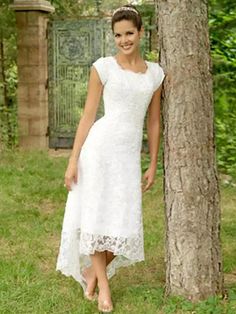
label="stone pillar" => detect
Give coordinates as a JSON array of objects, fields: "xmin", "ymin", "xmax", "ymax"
[{"xmin": 10, "ymin": 0, "xmax": 55, "ymax": 149}]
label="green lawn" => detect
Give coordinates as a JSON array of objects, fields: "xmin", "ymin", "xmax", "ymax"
[{"xmin": 0, "ymin": 150, "xmax": 235, "ymax": 314}]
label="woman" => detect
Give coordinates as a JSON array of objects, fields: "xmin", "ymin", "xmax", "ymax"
[{"xmin": 56, "ymin": 4, "xmax": 165, "ymax": 313}]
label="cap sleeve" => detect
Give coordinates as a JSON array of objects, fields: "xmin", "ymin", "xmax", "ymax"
[
  {"xmin": 152, "ymin": 63, "xmax": 165, "ymax": 92},
  {"xmin": 92, "ymin": 57, "xmax": 108, "ymax": 85}
]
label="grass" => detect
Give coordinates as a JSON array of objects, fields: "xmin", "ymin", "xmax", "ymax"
[{"xmin": 0, "ymin": 149, "xmax": 235, "ymax": 313}]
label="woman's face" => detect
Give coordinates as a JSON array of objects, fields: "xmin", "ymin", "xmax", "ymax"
[{"xmin": 113, "ymin": 20, "xmax": 142, "ymax": 56}]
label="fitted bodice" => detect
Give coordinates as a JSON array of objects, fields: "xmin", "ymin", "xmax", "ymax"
[
  {"xmin": 82, "ymin": 56, "xmax": 165, "ymax": 155},
  {"xmin": 103, "ymin": 57, "xmax": 161, "ymax": 123}
]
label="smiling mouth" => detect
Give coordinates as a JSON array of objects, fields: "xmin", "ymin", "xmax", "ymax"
[{"xmin": 121, "ymin": 44, "xmax": 133, "ymax": 50}]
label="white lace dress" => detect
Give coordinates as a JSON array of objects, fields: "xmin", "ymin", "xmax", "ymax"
[{"xmin": 56, "ymin": 56, "xmax": 165, "ymax": 292}]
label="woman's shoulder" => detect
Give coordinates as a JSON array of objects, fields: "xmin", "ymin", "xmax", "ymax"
[
  {"xmin": 92, "ymin": 56, "xmax": 113, "ymax": 85},
  {"xmin": 147, "ymin": 61, "xmax": 165, "ymax": 79},
  {"xmin": 146, "ymin": 61, "xmax": 165, "ymax": 90},
  {"xmin": 147, "ymin": 60, "xmax": 164, "ymax": 72}
]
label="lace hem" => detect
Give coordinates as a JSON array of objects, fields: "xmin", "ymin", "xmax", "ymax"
[{"xmin": 56, "ymin": 229, "xmax": 144, "ymax": 292}]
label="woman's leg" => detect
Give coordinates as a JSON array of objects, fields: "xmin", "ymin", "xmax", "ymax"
[
  {"xmin": 106, "ymin": 250, "xmax": 115, "ymax": 265},
  {"xmin": 83, "ymin": 250, "xmax": 115, "ymax": 294},
  {"xmin": 90, "ymin": 251, "xmax": 113, "ymax": 310}
]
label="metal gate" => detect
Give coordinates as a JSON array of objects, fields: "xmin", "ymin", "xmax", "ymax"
[
  {"xmin": 48, "ymin": 18, "xmax": 151, "ymax": 149},
  {"xmin": 48, "ymin": 18, "xmax": 116, "ymax": 148}
]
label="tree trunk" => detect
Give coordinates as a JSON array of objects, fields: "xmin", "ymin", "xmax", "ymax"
[
  {"xmin": 0, "ymin": 34, "xmax": 13, "ymax": 148},
  {"xmin": 0, "ymin": 37, "xmax": 8, "ymax": 109},
  {"xmin": 157, "ymin": 0, "xmax": 223, "ymax": 301}
]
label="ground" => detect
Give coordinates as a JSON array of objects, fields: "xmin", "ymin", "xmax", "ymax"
[{"xmin": 0, "ymin": 150, "xmax": 235, "ymax": 313}]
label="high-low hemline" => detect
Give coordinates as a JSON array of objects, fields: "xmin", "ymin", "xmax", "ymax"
[{"xmin": 56, "ymin": 229, "xmax": 145, "ymax": 293}]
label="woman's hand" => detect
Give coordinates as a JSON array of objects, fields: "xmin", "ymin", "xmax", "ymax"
[
  {"xmin": 142, "ymin": 165, "xmax": 157, "ymax": 193},
  {"xmin": 64, "ymin": 159, "xmax": 78, "ymax": 191}
]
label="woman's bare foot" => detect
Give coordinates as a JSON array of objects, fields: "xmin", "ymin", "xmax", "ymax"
[
  {"xmin": 98, "ymin": 283, "xmax": 113, "ymax": 312},
  {"xmin": 82, "ymin": 266, "xmax": 97, "ymax": 295}
]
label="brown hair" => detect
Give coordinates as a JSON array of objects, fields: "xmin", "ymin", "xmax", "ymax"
[{"xmin": 111, "ymin": 4, "xmax": 142, "ymax": 32}]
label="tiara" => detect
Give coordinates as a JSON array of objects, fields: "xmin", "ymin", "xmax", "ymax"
[{"xmin": 112, "ymin": 7, "xmax": 139, "ymax": 17}]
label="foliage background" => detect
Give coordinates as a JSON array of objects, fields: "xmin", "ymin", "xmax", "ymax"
[
  {"xmin": 0, "ymin": 0, "xmax": 235, "ymax": 178},
  {"xmin": 209, "ymin": 0, "xmax": 236, "ymax": 177},
  {"xmin": 0, "ymin": 0, "xmax": 17, "ymax": 148}
]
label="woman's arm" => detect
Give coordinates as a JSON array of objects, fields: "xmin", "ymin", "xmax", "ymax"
[
  {"xmin": 64, "ymin": 66, "xmax": 103, "ymax": 190},
  {"xmin": 142, "ymin": 84, "xmax": 162, "ymax": 192},
  {"xmin": 69, "ymin": 66, "xmax": 103, "ymax": 161},
  {"xmin": 147, "ymin": 84, "xmax": 162, "ymax": 168}
]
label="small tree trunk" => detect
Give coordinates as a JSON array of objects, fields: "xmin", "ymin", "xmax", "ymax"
[
  {"xmin": 157, "ymin": 0, "xmax": 223, "ymax": 301},
  {"xmin": 0, "ymin": 35, "xmax": 13, "ymax": 148},
  {"xmin": 0, "ymin": 38, "xmax": 7, "ymax": 108}
]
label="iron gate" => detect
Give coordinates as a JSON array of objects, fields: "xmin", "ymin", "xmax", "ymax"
[
  {"xmin": 48, "ymin": 18, "xmax": 151, "ymax": 149},
  {"xmin": 48, "ymin": 18, "xmax": 116, "ymax": 148}
]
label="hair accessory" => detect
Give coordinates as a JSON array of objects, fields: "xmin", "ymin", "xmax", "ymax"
[{"xmin": 112, "ymin": 7, "xmax": 139, "ymax": 17}]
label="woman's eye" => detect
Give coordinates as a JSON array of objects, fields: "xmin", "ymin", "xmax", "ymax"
[
  {"xmin": 127, "ymin": 32, "xmax": 134, "ymax": 35},
  {"xmin": 114, "ymin": 34, "xmax": 120, "ymax": 38}
]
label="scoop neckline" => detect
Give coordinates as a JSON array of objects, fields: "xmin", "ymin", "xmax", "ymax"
[{"xmin": 111, "ymin": 56, "xmax": 149, "ymax": 75}]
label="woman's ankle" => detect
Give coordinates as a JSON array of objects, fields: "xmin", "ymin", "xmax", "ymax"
[
  {"xmin": 98, "ymin": 280, "xmax": 110, "ymax": 291},
  {"xmin": 83, "ymin": 266, "xmax": 96, "ymax": 278}
]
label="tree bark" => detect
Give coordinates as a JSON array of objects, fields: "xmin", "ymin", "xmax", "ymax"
[{"xmin": 157, "ymin": 0, "xmax": 223, "ymax": 301}]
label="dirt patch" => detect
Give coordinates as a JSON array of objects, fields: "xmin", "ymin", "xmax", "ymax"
[
  {"xmin": 39, "ymin": 199, "xmax": 58, "ymax": 215},
  {"xmin": 48, "ymin": 149, "xmax": 72, "ymax": 158},
  {"xmin": 224, "ymin": 271, "xmax": 236, "ymax": 285}
]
